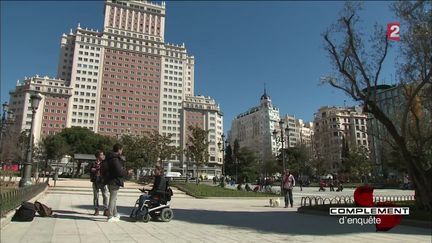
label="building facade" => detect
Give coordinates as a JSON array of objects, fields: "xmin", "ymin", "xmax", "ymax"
[
  {"xmin": 366, "ymin": 85, "xmax": 405, "ymax": 177},
  {"xmin": 229, "ymin": 90, "xmax": 280, "ymax": 162},
  {"xmin": 8, "ymin": 76, "xmax": 72, "ymax": 141},
  {"xmin": 7, "ymin": 1, "xmax": 222, "ymax": 175},
  {"xmin": 181, "ymin": 95, "xmax": 223, "ymax": 176},
  {"xmin": 313, "ymin": 106, "xmax": 369, "ymax": 173}
]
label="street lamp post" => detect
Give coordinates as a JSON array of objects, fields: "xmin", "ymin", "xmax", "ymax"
[
  {"xmin": 19, "ymin": 92, "xmax": 42, "ymax": 187},
  {"xmin": 273, "ymin": 120, "xmax": 286, "ymax": 173},
  {"xmin": 217, "ymin": 134, "xmax": 226, "ymax": 177}
]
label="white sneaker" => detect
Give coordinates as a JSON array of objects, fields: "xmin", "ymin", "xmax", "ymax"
[
  {"xmin": 115, "ymin": 214, "xmax": 120, "ymax": 219},
  {"xmin": 107, "ymin": 217, "xmax": 120, "ymax": 223}
]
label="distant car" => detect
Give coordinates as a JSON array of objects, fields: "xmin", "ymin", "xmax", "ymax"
[{"xmin": 165, "ymin": 172, "xmax": 181, "ymax": 178}]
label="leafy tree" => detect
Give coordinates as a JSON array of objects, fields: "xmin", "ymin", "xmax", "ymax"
[
  {"xmin": 224, "ymin": 144, "xmax": 234, "ymax": 176},
  {"xmin": 236, "ymin": 147, "xmax": 260, "ymax": 183},
  {"xmin": 148, "ymin": 131, "xmax": 178, "ymax": 165},
  {"xmin": 322, "ymin": 1, "xmax": 431, "ymax": 210},
  {"xmin": 187, "ymin": 125, "xmax": 209, "ymax": 177}
]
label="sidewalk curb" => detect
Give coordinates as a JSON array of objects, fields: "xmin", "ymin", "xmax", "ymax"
[
  {"xmin": 297, "ymin": 207, "xmax": 432, "ymax": 229},
  {"xmin": 1, "ymin": 185, "xmax": 49, "ymax": 229}
]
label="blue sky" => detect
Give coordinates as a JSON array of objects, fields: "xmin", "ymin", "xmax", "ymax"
[{"xmin": 1, "ymin": 1, "xmax": 399, "ymax": 132}]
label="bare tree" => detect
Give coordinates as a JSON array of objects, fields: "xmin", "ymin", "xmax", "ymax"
[{"xmin": 322, "ymin": 1, "xmax": 431, "ymax": 209}]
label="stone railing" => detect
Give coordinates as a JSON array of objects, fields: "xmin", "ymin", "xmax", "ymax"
[{"xmin": 300, "ymin": 195, "xmax": 415, "ymax": 207}]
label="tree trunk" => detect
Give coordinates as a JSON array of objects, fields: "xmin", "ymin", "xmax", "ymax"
[
  {"xmin": 399, "ymin": 146, "xmax": 432, "ymax": 211},
  {"xmin": 368, "ymin": 101, "xmax": 432, "ymax": 210}
]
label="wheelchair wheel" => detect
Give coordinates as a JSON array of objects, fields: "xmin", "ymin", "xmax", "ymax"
[
  {"xmin": 142, "ymin": 213, "xmax": 150, "ymax": 223},
  {"xmin": 160, "ymin": 208, "xmax": 174, "ymax": 222}
]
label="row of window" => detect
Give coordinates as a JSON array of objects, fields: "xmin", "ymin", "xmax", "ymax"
[
  {"xmin": 72, "ymin": 105, "xmax": 96, "ymax": 110},
  {"xmin": 43, "ymin": 116, "xmax": 66, "ymax": 121},
  {"xmin": 76, "ymin": 77, "xmax": 98, "ymax": 83},
  {"xmin": 43, "ymin": 109, "xmax": 67, "ymax": 114},
  {"xmin": 105, "ymin": 54, "xmax": 159, "ymax": 65},
  {"xmin": 72, "ymin": 112, "xmax": 95, "ymax": 118},
  {"xmin": 75, "ymin": 84, "xmax": 97, "ymax": 90},
  {"xmin": 106, "ymin": 28, "xmax": 161, "ymax": 42},
  {"xmin": 104, "ymin": 68, "xmax": 159, "ymax": 76},
  {"xmin": 77, "ymin": 57, "xmax": 99, "ymax": 63},
  {"xmin": 74, "ymin": 91, "xmax": 97, "ymax": 97},
  {"xmin": 103, "ymin": 80, "xmax": 159, "ymax": 89},
  {"xmin": 71, "ymin": 119, "xmax": 95, "ymax": 125},
  {"xmin": 102, "ymin": 94, "xmax": 159, "ymax": 100},
  {"xmin": 103, "ymin": 74, "xmax": 160, "ymax": 82},
  {"xmin": 45, "ymin": 101, "xmax": 67, "ymax": 107},
  {"xmin": 73, "ymin": 98, "xmax": 96, "ymax": 104},
  {"xmin": 78, "ymin": 35, "xmax": 102, "ymax": 45},
  {"xmin": 77, "ymin": 63, "xmax": 99, "ymax": 70},
  {"xmin": 105, "ymin": 62, "xmax": 159, "ymax": 71},
  {"xmin": 163, "ymin": 81, "xmax": 182, "ymax": 87},
  {"xmin": 101, "ymin": 101, "xmax": 158, "ymax": 109},
  {"xmin": 42, "ymin": 123, "xmax": 66, "ymax": 128},
  {"xmin": 76, "ymin": 69, "xmax": 98, "ymax": 76},
  {"xmin": 105, "ymin": 73, "xmax": 159, "ymax": 79},
  {"xmin": 100, "ymin": 114, "xmax": 157, "ymax": 121},
  {"xmin": 99, "ymin": 126, "xmax": 157, "ymax": 132}
]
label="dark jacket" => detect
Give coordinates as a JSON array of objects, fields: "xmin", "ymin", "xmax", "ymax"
[
  {"xmin": 89, "ymin": 160, "xmax": 102, "ymax": 183},
  {"xmin": 105, "ymin": 152, "xmax": 128, "ymax": 187},
  {"xmin": 149, "ymin": 175, "xmax": 167, "ymax": 195}
]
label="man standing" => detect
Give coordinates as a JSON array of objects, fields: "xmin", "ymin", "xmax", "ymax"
[
  {"xmin": 282, "ymin": 169, "xmax": 295, "ymax": 208},
  {"xmin": 90, "ymin": 150, "xmax": 108, "ymax": 216},
  {"xmin": 105, "ymin": 144, "xmax": 129, "ymax": 222}
]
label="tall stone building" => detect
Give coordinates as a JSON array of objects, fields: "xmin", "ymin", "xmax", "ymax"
[
  {"xmin": 229, "ymin": 89, "xmax": 281, "ymax": 161},
  {"xmin": 181, "ymin": 95, "xmax": 223, "ymax": 176},
  {"xmin": 7, "ymin": 1, "xmax": 223, "ymax": 173},
  {"xmin": 313, "ymin": 106, "xmax": 369, "ymax": 173},
  {"xmin": 8, "ymin": 76, "xmax": 72, "ymax": 140}
]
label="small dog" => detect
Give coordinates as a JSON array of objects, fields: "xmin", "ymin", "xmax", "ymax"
[{"xmin": 269, "ymin": 198, "xmax": 280, "ymax": 207}]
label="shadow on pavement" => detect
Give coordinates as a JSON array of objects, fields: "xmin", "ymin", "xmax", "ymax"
[
  {"xmin": 111, "ymin": 207, "xmax": 429, "ymax": 236},
  {"xmin": 52, "ymin": 213, "xmax": 102, "ymax": 221}
]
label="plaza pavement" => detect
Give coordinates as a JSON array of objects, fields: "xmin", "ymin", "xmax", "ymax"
[{"xmin": 0, "ymin": 178, "xmax": 430, "ymax": 243}]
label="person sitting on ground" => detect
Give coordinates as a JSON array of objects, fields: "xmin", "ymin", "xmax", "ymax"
[
  {"xmin": 237, "ymin": 183, "xmax": 242, "ymax": 190},
  {"xmin": 245, "ymin": 183, "xmax": 252, "ymax": 192}
]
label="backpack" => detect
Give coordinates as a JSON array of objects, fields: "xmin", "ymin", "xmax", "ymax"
[
  {"xmin": 12, "ymin": 202, "xmax": 36, "ymax": 222},
  {"xmin": 34, "ymin": 201, "xmax": 53, "ymax": 217},
  {"xmin": 100, "ymin": 159, "xmax": 110, "ymax": 185}
]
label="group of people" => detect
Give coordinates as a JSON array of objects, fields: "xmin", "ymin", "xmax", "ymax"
[
  {"xmin": 318, "ymin": 179, "xmax": 343, "ymax": 192},
  {"xmin": 89, "ymin": 143, "xmax": 130, "ymax": 222},
  {"xmin": 88, "ymin": 143, "xmax": 166, "ymax": 222}
]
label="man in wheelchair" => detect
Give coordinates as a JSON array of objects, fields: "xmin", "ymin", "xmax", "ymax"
[
  {"xmin": 133, "ymin": 165, "xmax": 174, "ymax": 222},
  {"xmin": 140, "ymin": 166, "xmax": 172, "ymax": 203}
]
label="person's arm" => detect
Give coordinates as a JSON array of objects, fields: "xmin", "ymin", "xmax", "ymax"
[{"xmin": 291, "ymin": 175, "xmax": 296, "ymax": 187}]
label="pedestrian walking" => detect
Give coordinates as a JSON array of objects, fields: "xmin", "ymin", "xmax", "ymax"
[
  {"xmin": 105, "ymin": 143, "xmax": 130, "ymax": 222},
  {"xmin": 282, "ymin": 169, "xmax": 295, "ymax": 208},
  {"xmin": 298, "ymin": 177, "xmax": 303, "ymax": 191},
  {"xmin": 53, "ymin": 168, "xmax": 59, "ymax": 187},
  {"xmin": 329, "ymin": 178, "xmax": 335, "ymax": 191},
  {"xmin": 90, "ymin": 150, "xmax": 109, "ymax": 216}
]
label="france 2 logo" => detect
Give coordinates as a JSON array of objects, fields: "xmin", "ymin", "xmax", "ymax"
[{"xmin": 387, "ymin": 22, "xmax": 400, "ymax": 41}]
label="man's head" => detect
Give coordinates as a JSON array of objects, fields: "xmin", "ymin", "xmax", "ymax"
[
  {"xmin": 113, "ymin": 143, "xmax": 123, "ymax": 155},
  {"xmin": 154, "ymin": 165, "xmax": 163, "ymax": 176},
  {"xmin": 95, "ymin": 150, "xmax": 105, "ymax": 161},
  {"xmin": 285, "ymin": 169, "xmax": 290, "ymax": 175}
]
